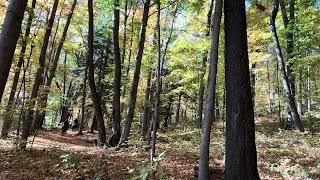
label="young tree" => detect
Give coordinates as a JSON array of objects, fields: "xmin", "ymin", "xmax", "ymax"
[
  {"xmin": 119, "ymin": 0, "xmax": 151, "ymax": 145},
  {"xmin": 198, "ymin": 0, "xmax": 222, "ymax": 178},
  {"xmin": 150, "ymin": 0, "xmax": 161, "ymax": 169},
  {"xmin": 87, "ymin": 0, "xmax": 107, "ymax": 146},
  {"xmin": 270, "ymin": 0, "xmax": 304, "ymax": 132},
  {"xmin": 109, "ymin": 0, "xmax": 122, "ymax": 147},
  {"xmin": 224, "ymin": 0, "xmax": 260, "ymax": 179},
  {"xmin": 1, "ymin": 0, "xmax": 37, "ymax": 138},
  {"xmin": 0, "ymin": 0, "xmax": 28, "ymax": 102}
]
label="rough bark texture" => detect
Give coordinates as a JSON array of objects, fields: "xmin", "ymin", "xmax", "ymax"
[
  {"xmin": 88, "ymin": 0, "xmax": 106, "ymax": 145},
  {"xmin": 198, "ymin": 0, "xmax": 222, "ymax": 178},
  {"xmin": 119, "ymin": 0, "xmax": 151, "ymax": 145},
  {"xmin": 79, "ymin": 63, "xmax": 88, "ymax": 134},
  {"xmin": 109, "ymin": 0, "xmax": 122, "ymax": 147},
  {"xmin": 270, "ymin": 0, "xmax": 304, "ymax": 132},
  {"xmin": 1, "ymin": 0, "xmax": 36, "ymax": 138},
  {"xmin": 224, "ymin": 0, "xmax": 260, "ymax": 179},
  {"xmin": 21, "ymin": 0, "xmax": 59, "ymax": 149}
]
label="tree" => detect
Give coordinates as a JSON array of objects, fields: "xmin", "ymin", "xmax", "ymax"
[
  {"xmin": 150, "ymin": 0, "xmax": 161, "ymax": 171},
  {"xmin": 87, "ymin": 0, "xmax": 106, "ymax": 146},
  {"xmin": 20, "ymin": 0, "xmax": 59, "ymax": 149},
  {"xmin": 224, "ymin": 0, "xmax": 260, "ymax": 178},
  {"xmin": 0, "ymin": 0, "xmax": 28, "ymax": 102},
  {"xmin": 270, "ymin": 0, "xmax": 304, "ymax": 132},
  {"xmin": 119, "ymin": 0, "xmax": 152, "ymax": 145},
  {"xmin": 198, "ymin": 0, "xmax": 222, "ymax": 178},
  {"xmin": 1, "ymin": 0, "xmax": 37, "ymax": 138},
  {"xmin": 109, "ymin": 0, "xmax": 122, "ymax": 147}
]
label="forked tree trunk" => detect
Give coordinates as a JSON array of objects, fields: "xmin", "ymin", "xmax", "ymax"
[
  {"xmin": 198, "ymin": 0, "xmax": 222, "ymax": 178},
  {"xmin": 87, "ymin": 0, "xmax": 106, "ymax": 146},
  {"xmin": 1, "ymin": 0, "xmax": 36, "ymax": 138},
  {"xmin": 20, "ymin": 0, "xmax": 59, "ymax": 149},
  {"xmin": 119, "ymin": 0, "xmax": 151, "ymax": 145},
  {"xmin": 0, "ymin": 0, "xmax": 28, "ymax": 102},
  {"xmin": 270, "ymin": 0, "xmax": 304, "ymax": 132},
  {"xmin": 224, "ymin": 0, "xmax": 260, "ymax": 178}
]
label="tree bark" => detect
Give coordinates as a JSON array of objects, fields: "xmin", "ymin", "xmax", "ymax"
[
  {"xmin": 0, "ymin": 0, "xmax": 28, "ymax": 102},
  {"xmin": 198, "ymin": 0, "xmax": 222, "ymax": 178},
  {"xmin": 79, "ymin": 61, "xmax": 88, "ymax": 135},
  {"xmin": 224, "ymin": 0, "xmax": 260, "ymax": 179},
  {"xmin": 141, "ymin": 70, "xmax": 152, "ymax": 140},
  {"xmin": 196, "ymin": 54, "xmax": 206, "ymax": 129},
  {"xmin": 119, "ymin": 0, "xmax": 151, "ymax": 145},
  {"xmin": 175, "ymin": 92, "xmax": 182, "ymax": 123},
  {"xmin": 1, "ymin": 0, "xmax": 36, "ymax": 138},
  {"xmin": 87, "ymin": 0, "xmax": 106, "ymax": 146},
  {"xmin": 151, "ymin": 0, "xmax": 161, "ymax": 169},
  {"xmin": 109, "ymin": 0, "xmax": 122, "ymax": 147},
  {"xmin": 20, "ymin": 0, "xmax": 59, "ymax": 149},
  {"xmin": 270, "ymin": 0, "xmax": 304, "ymax": 132}
]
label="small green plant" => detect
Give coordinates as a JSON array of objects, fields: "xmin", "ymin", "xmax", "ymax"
[{"xmin": 60, "ymin": 154, "xmax": 80, "ymax": 169}]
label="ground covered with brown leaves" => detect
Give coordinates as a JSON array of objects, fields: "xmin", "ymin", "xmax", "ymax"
[{"xmin": 0, "ymin": 117, "xmax": 320, "ymax": 179}]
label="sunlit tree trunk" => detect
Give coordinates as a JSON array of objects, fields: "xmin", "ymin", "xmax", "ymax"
[
  {"xmin": 198, "ymin": 0, "xmax": 222, "ymax": 178},
  {"xmin": 270, "ymin": 0, "xmax": 304, "ymax": 132},
  {"xmin": 119, "ymin": 0, "xmax": 151, "ymax": 145}
]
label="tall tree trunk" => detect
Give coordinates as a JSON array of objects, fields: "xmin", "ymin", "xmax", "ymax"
[
  {"xmin": 121, "ymin": 0, "xmax": 129, "ymax": 64},
  {"xmin": 79, "ymin": 62, "xmax": 88, "ymax": 135},
  {"xmin": 267, "ymin": 59, "xmax": 273, "ymax": 114},
  {"xmin": 270, "ymin": 0, "xmax": 304, "ymax": 132},
  {"xmin": 0, "ymin": 0, "xmax": 28, "ymax": 102},
  {"xmin": 87, "ymin": 0, "xmax": 106, "ymax": 146},
  {"xmin": 20, "ymin": 0, "xmax": 59, "ymax": 149},
  {"xmin": 196, "ymin": 54, "xmax": 206, "ymax": 129},
  {"xmin": 198, "ymin": 0, "xmax": 222, "ymax": 178},
  {"xmin": 119, "ymin": 0, "xmax": 151, "ymax": 145},
  {"xmin": 151, "ymin": 0, "xmax": 161, "ymax": 169},
  {"xmin": 33, "ymin": 0, "xmax": 77, "ymax": 131},
  {"xmin": 109, "ymin": 0, "xmax": 122, "ymax": 147},
  {"xmin": 141, "ymin": 70, "xmax": 152, "ymax": 140},
  {"xmin": 224, "ymin": 0, "xmax": 260, "ymax": 178},
  {"xmin": 1, "ymin": 0, "xmax": 36, "ymax": 138}
]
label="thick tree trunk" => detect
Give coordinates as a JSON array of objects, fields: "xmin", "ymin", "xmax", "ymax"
[
  {"xmin": 20, "ymin": 0, "xmax": 59, "ymax": 149},
  {"xmin": 119, "ymin": 0, "xmax": 151, "ymax": 145},
  {"xmin": 33, "ymin": 0, "xmax": 77, "ymax": 131},
  {"xmin": 0, "ymin": 0, "xmax": 28, "ymax": 102},
  {"xmin": 198, "ymin": 0, "xmax": 222, "ymax": 178},
  {"xmin": 88, "ymin": 0, "xmax": 106, "ymax": 146},
  {"xmin": 270, "ymin": 0, "xmax": 304, "ymax": 132},
  {"xmin": 109, "ymin": 0, "xmax": 122, "ymax": 147},
  {"xmin": 224, "ymin": 0, "xmax": 260, "ymax": 179},
  {"xmin": 1, "ymin": 0, "xmax": 36, "ymax": 138}
]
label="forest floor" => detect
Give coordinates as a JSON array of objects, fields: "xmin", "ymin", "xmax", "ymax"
[{"xmin": 0, "ymin": 116, "xmax": 320, "ymax": 179}]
